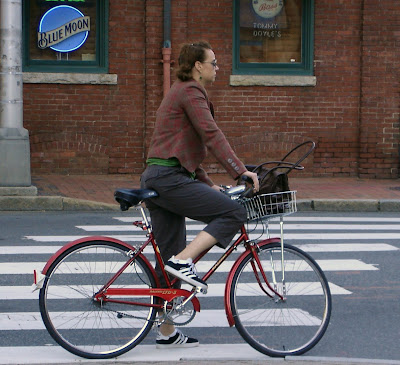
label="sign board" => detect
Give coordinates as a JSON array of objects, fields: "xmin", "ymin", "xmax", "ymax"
[
  {"xmin": 252, "ymin": 0, "xmax": 284, "ymax": 19},
  {"xmin": 38, "ymin": 5, "xmax": 90, "ymax": 52}
]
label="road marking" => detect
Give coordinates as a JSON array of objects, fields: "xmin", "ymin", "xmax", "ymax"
[
  {"xmin": 2, "ymin": 243, "xmax": 398, "ymax": 255},
  {"xmin": 24, "ymin": 232, "xmax": 400, "ymax": 241},
  {"xmin": 0, "ymin": 259, "xmax": 377, "ymax": 275},
  {"xmin": 114, "ymin": 216, "xmax": 400, "ymax": 223},
  {"xmin": 0, "ymin": 281, "xmax": 350, "ymax": 300},
  {"xmin": 76, "ymin": 223, "xmax": 400, "ymax": 231},
  {"xmin": 0, "ymin": 308, "xmax": 326, "ymax": 330},
  {"xmin": 0, "ymin": 344, "xmax": 268, "ymax": 363}
]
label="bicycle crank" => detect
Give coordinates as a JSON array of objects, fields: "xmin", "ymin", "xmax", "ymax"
[{"xmin": 161, "ymin": 296, "xmax": 196, "ymax": 326}]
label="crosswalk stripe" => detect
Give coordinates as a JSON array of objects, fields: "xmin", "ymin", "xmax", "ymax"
[
  {"xmin": 0, "ymin": 259, "xmax": 378, "ymax": 275},
  {"xmin": 1, "ymin": 243, "xmax": 397, "ymax": 255},
  {"xmin": 114, "ymin": 216, "xmax": 400, "ymax": 223},
  {"xmin": 76, "ymin": 223, "xmax": 400, "ymax": 231},
  {"xmin": 0, "ymin": 344, "xmax": 270, "ymax": 363},
  {"xmin": 24, "ymin": 232, "xmax": 400, "ymax": 241},
  {"xmin": 0, "ymin": 308, "xmax": 323, "ymax": 330},
  {"xmin": 0, "ymin": 281, "xmax": 350, "ymax": 301}
]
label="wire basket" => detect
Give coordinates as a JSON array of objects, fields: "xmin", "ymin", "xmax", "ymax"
[{"xmin": 238, "ymin": 191, "xmax": 297, "ymax": 222}]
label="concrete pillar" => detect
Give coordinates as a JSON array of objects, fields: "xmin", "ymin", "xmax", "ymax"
[{"xmin": 0, "ymin": 0, "xmax": 33, "ymax": 188}]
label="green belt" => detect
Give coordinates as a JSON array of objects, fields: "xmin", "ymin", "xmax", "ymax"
[{"xmin": 146, "ymin": 157, "xmax": 196, "ymax": 179}]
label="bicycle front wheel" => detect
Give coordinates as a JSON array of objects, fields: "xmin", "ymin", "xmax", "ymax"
[
  {"xmin": 229, "ymin": 242, "xmax": 331, "ymax": 357},
  {"xmin": 39, "ymin": 240, "xmax": 157, "ymax": 359}
]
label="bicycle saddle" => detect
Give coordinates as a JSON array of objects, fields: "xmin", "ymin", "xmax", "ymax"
[{"xmin": 114, "ymin": 189, "xmax": 158, "ymax": 211}]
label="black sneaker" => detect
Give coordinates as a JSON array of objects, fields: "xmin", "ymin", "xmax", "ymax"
[
  {"xmin": 156, "ymin": 329, "xmax": 199, "ymax": 349},
  {"xmin": 165, "ymin": 257, "xmax": 208, "ymax": 290}
]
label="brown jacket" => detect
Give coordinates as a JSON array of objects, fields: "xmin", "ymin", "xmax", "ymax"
[{"xmin": 147, "ymin": 80, "xmax": 246, "ymax": 186}]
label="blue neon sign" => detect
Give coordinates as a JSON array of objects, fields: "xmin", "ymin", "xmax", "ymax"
[{"xmin": 38, "ymin": 5, "xmax": 90, "ymax": 53}]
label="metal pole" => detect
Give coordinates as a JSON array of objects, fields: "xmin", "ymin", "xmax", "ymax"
[
  {"xmin": 162, "ymin": 0, "xmax": 172, "ymax": 97},
  {"xmin": 1, "ymin": 0, "xmax": 23, "ymax": 129},
  {"xmin": 0, "ymin": 0, "xmax": 32, "ymax": 187}
]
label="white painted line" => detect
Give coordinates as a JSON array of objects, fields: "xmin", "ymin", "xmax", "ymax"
[
  {"xmin": 76, "ymin": 224, "xmax": 400, "ymax": 231},
  {"xmin": 296, "ymin": 243, "xmax": 399, "ymax": 252},
  {"xmin": 24, "ymin": 235, "xmax": 147, "ymax": 242},
  {"xmin": 194, "ymin": 259, "xmax": 378, "ymax": 272},
  {"xmin": 0, "ymin": 344, "xmax": 267, "ymax": 363},
  {"xmin": 0, "ymin": 281, "xmax": 350, "ymax": 300},
  {"xmin": 0, "ymin": 246, "xmax": 62, "ymax": 255},
  {"xmin": 114, "ymin": 216, "xmax": 400, "ymax": 223},
  {"xmin": 24, "ymin": 232, "xmax": 400, "ymax": 241},
  {"xmin": 0, "ymin": 259, "xmax": 377, "ymax": 275},
  {"xmin": 0, "ymin": 308, "xmax": 323, "ymax": 330},
  {"xmin": 2, "ymin": 243, "xmax": 398, "ymax": 255}
]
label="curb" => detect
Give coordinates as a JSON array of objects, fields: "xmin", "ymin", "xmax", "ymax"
[
  {"xmin": 0, "ymin": 196, "xmax": 119, "ymax": 211},
  {"xmin": 297, "ymin": 199, "xmax": 400, "ymax": 212},
  {"xmin": 1, "ymin": 196, "xmax": 400, "ymax": 212}
]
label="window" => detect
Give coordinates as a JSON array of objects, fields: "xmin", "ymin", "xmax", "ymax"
[
  {"xmin": 233, "ymin": 0, "xmax": 314, "ymax": 75},
  {"xmin": 23, "ymin": 0, "xmax": 108, "ymax": 73}
]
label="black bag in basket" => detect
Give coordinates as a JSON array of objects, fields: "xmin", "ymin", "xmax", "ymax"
[
  {"xmin": 242, "ymin": 141, "xmax": 316, "ymax": 201},
  {"xmin": 251, "ymin": 165, "xmax": 290, "ymax": 197}
]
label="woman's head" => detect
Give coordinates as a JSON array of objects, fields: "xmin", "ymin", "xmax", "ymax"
[{"xmin": 176, "ymin": 41, "xmax": 218, "ymax": 85}]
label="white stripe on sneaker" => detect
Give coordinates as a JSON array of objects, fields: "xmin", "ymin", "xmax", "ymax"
[
  {"xmin": 173, "ymin": 332, "xmax": 187, "ymax": 345},
  {"xmin": 156, "ymin": 329, "xmax": 199, "ymax": 348}
]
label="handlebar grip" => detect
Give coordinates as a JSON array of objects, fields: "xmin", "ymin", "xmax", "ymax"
[{"xmin": 241, "ymin": 175, "xmax": 254, "ymax": 184}]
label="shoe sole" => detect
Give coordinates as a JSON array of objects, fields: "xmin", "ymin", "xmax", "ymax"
[
  {"xmin": 156, "ymin": 342, "xmax": 199, "ymax": 349},
  {"xmin": 165, "ymin": 265, "xmax": 208, "ymax": 290}
]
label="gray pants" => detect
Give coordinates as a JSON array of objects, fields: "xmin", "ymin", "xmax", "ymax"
[{"xmin": 141, "ymin": 165, "xmax": 247, "ymax": 287}]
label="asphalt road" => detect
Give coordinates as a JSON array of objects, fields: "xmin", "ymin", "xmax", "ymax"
[{"xmin": 0, "ymin": 210, "xmax": 399, "ymax": 364}]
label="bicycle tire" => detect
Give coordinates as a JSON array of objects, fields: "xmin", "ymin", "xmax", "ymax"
[
  {"xmin": 229, "ymin": 242, "xmax": 331, "ymax": 357},
  {"xmin": 39, "ymin": 240, "xmax": 157, "ymax": 359}
]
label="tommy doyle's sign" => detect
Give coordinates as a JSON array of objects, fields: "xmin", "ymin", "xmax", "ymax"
[{"xmin": 38, "ymin": 5, "xmax": 90, "ymax": 52}]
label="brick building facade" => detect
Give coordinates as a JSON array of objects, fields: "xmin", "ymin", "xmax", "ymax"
[{"xmin": 22, "ymin": 0, "xmax": 400, "ymax": 179}]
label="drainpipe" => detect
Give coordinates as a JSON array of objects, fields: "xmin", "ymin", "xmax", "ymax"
[
  {"xmin": 0, "ymin": 0, "xmax": 32, "ymax": 187},
  {"xmin": 162, "ymin": 0, "xmax": 172, "ymax": 97}
]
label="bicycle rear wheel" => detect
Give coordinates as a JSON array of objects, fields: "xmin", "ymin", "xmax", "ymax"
[
  {"xmin": 229, "ymin": 242, "xmax": 331, "ymax": 357},
  {"xmin": 39, "ymin": 240, "xmax": 157, "ymax": 359}
]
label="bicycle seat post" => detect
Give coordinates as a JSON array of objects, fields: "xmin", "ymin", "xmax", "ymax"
[{"xmin": 139, "ymin": 205, "xmax": 152, "ymax": 234}]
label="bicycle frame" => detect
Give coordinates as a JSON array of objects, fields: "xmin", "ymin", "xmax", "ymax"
[{"xmin": 39, "ymin": 206, "xmax": 285, "ymax": 328}]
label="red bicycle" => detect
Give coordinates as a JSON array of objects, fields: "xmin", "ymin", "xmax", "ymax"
[{"xmin": 35, "ymin": 185, "xmax": 331, "ymax": 359}]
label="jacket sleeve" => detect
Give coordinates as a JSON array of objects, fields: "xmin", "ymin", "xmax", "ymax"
[{"xmin": 181, "ymin": 84, "xmax": 247, "ymax": 179}]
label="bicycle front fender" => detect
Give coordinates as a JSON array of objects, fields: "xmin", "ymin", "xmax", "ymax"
[
  {"xmin": 224, "ymin": 237, "xmax": 281, "ymax": 327},
  {"xmin": 40, "ymin": 236, "xmax": 160, "ymax": 287}
]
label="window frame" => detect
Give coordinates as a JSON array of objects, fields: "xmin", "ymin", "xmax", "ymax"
[
  {"xmin": 233, "ymin": 0, "xmax": 314, "ymax": 76},
  {"xmin": 22, "ymin": 0, "xmax": 109, "ymax": 73}
]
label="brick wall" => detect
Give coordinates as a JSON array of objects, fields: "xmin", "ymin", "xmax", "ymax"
[
  {"xmin": 162, "ymin": 0, "xmax": 365, "ymax": 177},
  {"xmin": 359, "ymin": 0, "xmax": 400, "ymax": 178},
  {"xmin": 25, "ymin": 0, "xmax": 146, "ymax": 175},
  {"xmin": 23, "ymin": 0, "xmax": 400, "ymax": 178}
]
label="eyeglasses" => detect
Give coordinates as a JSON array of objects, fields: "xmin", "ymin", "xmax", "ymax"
[{"xmin": 202, "ymin": 60, "xmax": 218, "ymax": 68}]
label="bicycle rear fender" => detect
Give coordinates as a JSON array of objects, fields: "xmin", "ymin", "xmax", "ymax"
[
  {"xmin": 224, "ymin": 237, "xmax": 281, "ymax": 327},
  {"xmin": 40, "ymin": 236, "xmax": 160, "ymax": 287}
]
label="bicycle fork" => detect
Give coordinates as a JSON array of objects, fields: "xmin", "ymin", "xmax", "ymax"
[
  {"xmin": 250, "ymin": 217, "xmax": 287, "ymax": 301},
  {"xmin": 269, "ymin": 217, "xmax": 287, "ymax": 298}
]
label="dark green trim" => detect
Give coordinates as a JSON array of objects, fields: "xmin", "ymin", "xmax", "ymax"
[
  {"xmin": 22, "ymin": 0, "xmax": 109, "ymax": 73},
  {"xmin": 233, "ymin": 0, "xmax": 314, "ymax": 76}
]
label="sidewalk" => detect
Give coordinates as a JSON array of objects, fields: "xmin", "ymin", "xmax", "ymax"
[{"xmin": 1, "ymin": 174, "xmax": 400, "ymax": 211}]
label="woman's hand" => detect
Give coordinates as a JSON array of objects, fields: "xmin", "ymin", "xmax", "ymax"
[
  {"xmin": 241, "ymin": 171, "xmax": 259, "ymax": 192},
  {"xmin": 211, "ymin": 184, "xmax": 224, "ymax": 192}
]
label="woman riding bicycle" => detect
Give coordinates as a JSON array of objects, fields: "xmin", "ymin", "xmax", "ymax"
[{"xmin": 141, "ymin": 41, "xmax": 259, "ymax": 347}]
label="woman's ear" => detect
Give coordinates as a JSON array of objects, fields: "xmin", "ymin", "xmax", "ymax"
[{"xmin": 194, "ymin": 60, "xmax": 202, "ymax": 73}]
